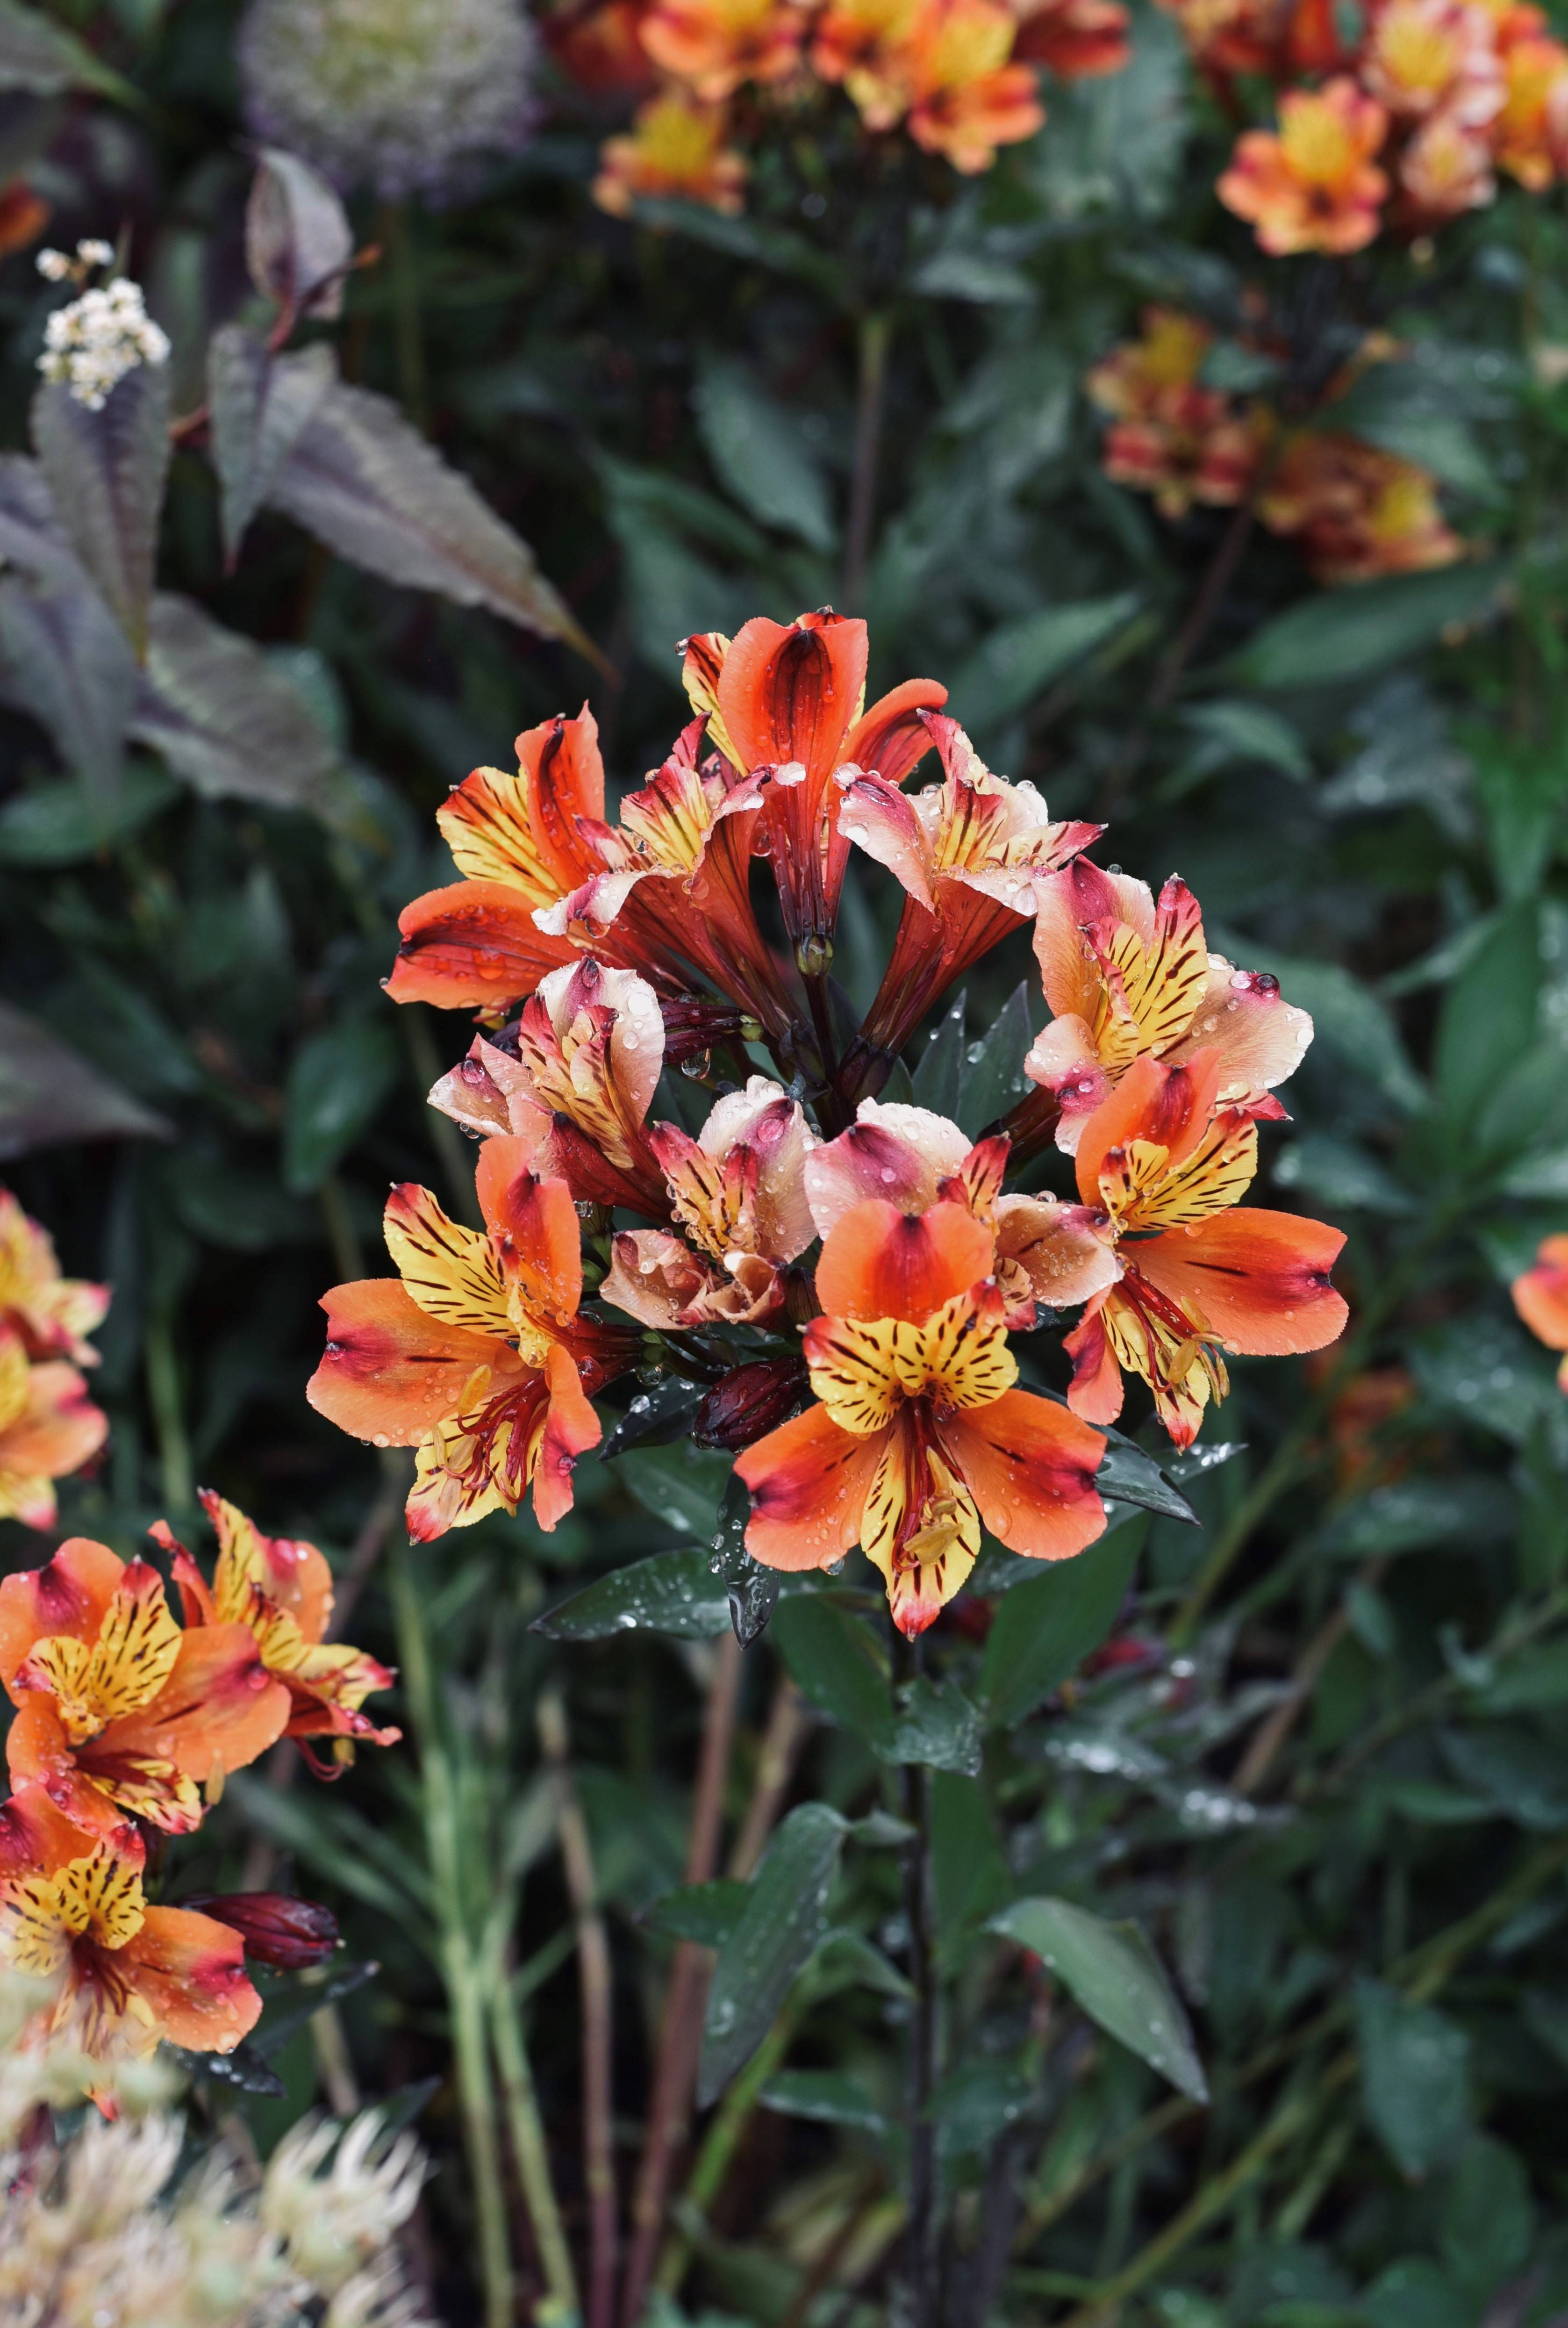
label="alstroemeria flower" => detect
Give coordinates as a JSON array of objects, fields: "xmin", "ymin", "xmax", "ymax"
[
  {"xmin": 592, "ymin": 92, "xmax": 749, "ymax": 216},
  {"xmin": 387, "ymin": 708, "xmax": 648, "ymax": 1014},
  {"xmin": 0, "ymin": 1538, "xmax": 289, "ymax": 1838},
  {"xmin": 902, "ymin": 0, "xmax": 1046, "ymax": 170},
  {"xmin": 1258, "ymin": 431, "xmax": 1461, "ymax": 583},
  {"xmin": 0, "ymin": 1189, "xmax": 108, "ymax": 1366},
  {"xmin": 1061, "ymin": 1051, "xmax": 1348, "ymax": 1446},
  {"xmin": 1026, "ymin": 864, "xmax": 1313, "ymax": 1151},
  {"xmin": 1087, "ymin": 309, "xmax": 1266, "ymax": 520},
  {"xmin": 1493, "ymin": 25, "xmax": 1568, "ymax": 186},
  {"xmin": 1010, "ymin": 0, "xmax": 1130, "ymax": 76},
  {"xmin": 1362, "ymin": 0, "xmax": 1503, "ymax": 119},
  {"xmin": 1512, "ymin": 1234, "xmax": 1568, "ymax": 1386},
  {"xmin": 811, "ymin": 0, "xmax": 924, "ymax": 125},
  {"xmin": 803, "ymin": 1098, "xmax": 1117, "ymax": 1323},
  {"xmin": 308, "ymin": 1137, "xmax": 632, "ymax": 1540},
  {"xmin": 0, "ymin": 1330, "xmax": 107, "ymax": 1529},
  {"xmin": 157, "ymin": 1491, "xmax": 400, "ymax": 1773},
  {"xmin": 0, "ymin": 1782, "xmax": 259, "ymax": 2074},
  {"xmin": 1218, "ymin": 78, "xmax": 1390, "ymax": 254},
  {"xmin": 684, "ymin": 614, "xmax": 949, "ymax": 965},
  {"xmin": 736, "ymin": 1198, "xmax": 1108, "ymax": 1635},
  {"xmin": 840, "ymin": 714, "xmax": 1100, "ymax": 1069},
  {"xmin": 638, "ymin": 0, "xmax": 806, "ymax": 97},
  {"xmin": 1397, "ymin": 107, "xmax": 1497, "ymax": 212},
  {"xmin": 603, "ymin": 1077, "xmax": 817, "ymax": 1329}
]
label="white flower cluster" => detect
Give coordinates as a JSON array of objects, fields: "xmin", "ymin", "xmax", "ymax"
[
  {"xmin": 36, "ymin": 244, "xmax": 171, "ymax": 411},
  {"xmin": 238, "ymin": 0, "xmax": 537, "ymax": 201}
]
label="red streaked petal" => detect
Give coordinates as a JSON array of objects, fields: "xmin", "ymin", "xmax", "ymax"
[
  {"xmin": 1062, "ymin": 1293, "xmax": 1125, "ymax": 1427},
  {"xmin": 476, "ymin": 1147, "xmax": 583, "ymax": 1322},
  {"xmin": 736, "ymin": 1404, "xmax": 885, "ymax": 1571},
  {"xmin": 0, "ymin": 1775, "xmax": 140, "ymax": 1879},
  {"xmin": 386, "ymin": 880, "xmax": 576, "ymax": 1010},
  {"xmin": 119, "ymin": 1904, "xmax": 261, "ymax": 2054},
  {"xmin": 530, "ymin": 1344, "xmax": 601, "ymax": 1532},
  {"xmin": 843, "ymin": 678, "xmax": 948, "ymax": 787},
  {"xmin": 107, "ymin": 1625, "xmax": 291, "ymax": 1782},
  {"xmin": 1133, "ymin": 1210, "xmax": 1349, "ymax": 1355},
  {"xmin": 308, "ymin": 1280, "xmax": 524, "ymax": 1445},
  {"xmin": 1073, "ymin": 1050, "xmax": 1225, "ymax": 1205},
  {"xmin": 815, "ymin": 1198, "xmax": 994, "ymax": 1325},
  {"xmin": 0, "ymin": 1538, "xmax": 124, "ymax": 1700},
  {"xmin": 716, "ymin": 613, "xmax": 869, "ymax": 788},
  {"xmin": 937, "ymin": 1390, "xmax": 1107, "ymax": 1561}
]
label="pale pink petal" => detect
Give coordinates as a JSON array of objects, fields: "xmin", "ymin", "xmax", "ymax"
[
  {"xmin": 804, "ymin": 1100, "xmax": 970, "ymax": 1237},
  {"xmin": 1033, "ymin": 863, "xmax": 1155, "ymax": 1020},
  {"xmin": 700, "ymin": 1078, "xmax": 819, "ymax": 1263},
  {"xmin": 599, "ymin": 1231, "xmax": 710, "ymax": 1330},
  {"xmin": 995, "ymin": 1193, "xmax": 1121, "ymax": 1307},
  {"xmin": 1023, "ymin": 1015, "xmax": 1111, "ymax": 1153},
  {"xmin": 1167, "ymin": 957, "xmax": 1314, "ymax": 1098},
  {"xmin": 837, "ymin": 774, "xmax": 936, "ymax": 911}
]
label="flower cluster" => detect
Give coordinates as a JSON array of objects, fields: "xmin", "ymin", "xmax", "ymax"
[
  {"xmin": 238, "ymin": 0, "xmax": 537, "ymax": 201},
  {"xmin": 313, "ymin": 610, "xmax": 1348, "ymax": 1637},
  {"xmin": 1513, "ymin": 1234, "xmax": 1568, "ymax": 1385},
  {"xmin": 36, "ymin": 244, "xmax": 171, "ymax": 411},
  {"xmin": 1155, "ymin": 0, "xmax": 1568, "ymax": 252},
  {"xmin": 1087, "ymin": 307, "xmax": 1462, "ymax": 582},
  {"xmin": 0, "ymin": 1186, "xmax": 109, "ymax": 1528},
  {"xmin": 0, "ymin": 1495, "xmax": 397, "ymax": 2084},
  {"xmin": 574, "ymin": 0, "xmax": 1129, "ymax": 214}
]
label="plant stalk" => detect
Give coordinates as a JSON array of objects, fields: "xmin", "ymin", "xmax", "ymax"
[
  {"xmin": 492, "ymin": 1968, "xmax": 582, "ymax": 2321},
  {"xmin": 842, "ymin": 310, "xmax": 891, "ymax": 612},
  {"xmin": 894, "ymin": 1631, "xmax": 938, "ymax": 2328}
]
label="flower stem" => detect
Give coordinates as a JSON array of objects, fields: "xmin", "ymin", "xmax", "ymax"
[
  {"xmin": 491, "ymin": 1967, "xmax": 582, "ymax": 2320},
  {"xmin": 894, "ymin": 1631, "xmax": 939, "ymax": 2328},
  {"xmin": 383, "ymin": 199, "xmax": 428, "ymax": 431},
  {"xmin": 843, "ymin": 310, "xmax": 891, "ymax": 612}
]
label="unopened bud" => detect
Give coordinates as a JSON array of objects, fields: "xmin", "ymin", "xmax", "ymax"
[
  {"xmin": 795, "ymin": 934, "xmax": 833, "ymax": 978},
  {"xmin": 693, "ymin": 1357, "xmax": 809, "ymax": 1451},
  {"xmin": 185, "ymin": 1891, "xmax": 339, "ymax": 1969}
]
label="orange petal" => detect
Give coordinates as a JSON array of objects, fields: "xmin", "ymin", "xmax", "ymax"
[
  {"xmin": 476, "ymin": 1147, "xmax": 583, "ymax": 1322},
  {"xmin": 0, "ymin": 1361, "xmax": 107, "ymax": 1485},
  {"xmin": 1073, "ymin": 1050, "xmax": 1225, "ymax": 1205},
  {"xmin": 1133, "ymin": 1209, "xmax": 1348, "ymax": 1355},
  {"xmin": 1062, "ymin": 1293, "xmax": 1125, "ymax": 1427},
  {"xmin": 8, "ymin": 1697, "xmax": 204, "ymax": 1838},
  {"xmin": 531, "ymin": 1344, "xmax": 602, "ymax": 1532},
  {"xmin": 196, "ymin": 1490, "xmax": 334, "ymax": 1643},
  {"xmin": 936, "ymin": 1390, "xmax": 1107, "ymax": 1560},
  {"xmin": 1514, "ymin": 1236, "xmax": 1568, "ymax": 1354},
  {"xmin": 308, "ymin": 1279, "xmax": 524, "ymax": 1445},
  {"xmin": 386, "ymin": 880, "xmax": 576, "ymax": 1010},
  {"xmin": 843, "ymin": 678, "xmax": 948, "ymax": 787},
  {"xmin": 0, "ymin": 1537, "xmax": 124, "ymax": 1699},
  {"xmin": 736, "ymin": 1404, "xmax": 885, "ymax": 1570},
  {"xmin": 716, "ymin": 613, "xmax": 869, "ymax": 789},
  {"xmin": 0, "ymin": 1775, "xmax": 139, "ymax": 1879},
  {"xmin": 108, "ymin": 1626, "xmax": 291, "ymax": 1781},
  {"xmin": 815, "ymin": 1198, "xmax": 995, "ymax": 1324},
  {"xmin": 119, "ymin": 1904, "xmax": 261, "ymax": 2054}
]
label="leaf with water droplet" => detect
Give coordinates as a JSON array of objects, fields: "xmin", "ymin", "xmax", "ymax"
[
  {"xmin": 958, "ymin": 981, "xmax": 1037, "ymax": 1137},
  {"xmin": 531, "ymin": 1547, "xmax": 730, "ymax": 1641},
  {"xmin": 599, "ymin": 1375, "xmax": 706, "ymax": 1458},
  {"xmin": 911, "ymin": 989, "xmax": 967, "ymax": 1120},
  {"xmin": 989, "ymin": 1896, "xmax": 1207, "ymax": 2100},
  {"xmin": 709, "ymin": 1469, "xmax": 781, "ymax": 1645},
  {"xmin": 644, "ymin": 1876, "xmax": 749, "ymax": 1949},
  {"xmin": 699, "ymin": 1803, "xmax": 847, "ymax": 2104}
]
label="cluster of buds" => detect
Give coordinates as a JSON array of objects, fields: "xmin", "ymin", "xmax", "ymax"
[
  {"xmin": 1088, "ymin": 308, "xmax": 1461, "ymax": 582},
  {"xmin": 36, "ymin": 242, "xmax": 170, "ymax": 410},
  {"xmin": 1153, "ymin": 0, "xmax": 1568, "ymax": 251},
  {"xmin": 0, "ymin": 1493, "xmax": 398, "ymax": 2090},
  {"xmin": 568, "ymin": 0, "xmax": 1130, "ymax": 214},
  {"xmin": 310, "ymin": 609, "xmax": 1348, "ymax": 1639}
]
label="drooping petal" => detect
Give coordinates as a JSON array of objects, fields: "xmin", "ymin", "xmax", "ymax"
[
  {"xmin": 0, "ymin": 1537, "xmax": 125, "ymax": 1699},
  {"xmin": 118, "ymin": 1903, "xmax": 261, "ymax": 2054},
  {"xmin": 1023, "ymin": 1015, "xmax": 1111, "ymax": 1152},
  {"xmin": 838, "ymin": 774, "xmax": 936, "ymax": 910},
  {"xmin": 437, "ymin": 710, "xmax": 607, "ymax": 894},
  {"xmin": 937, "ymin": 1389, "xmax": 1107, "ymax": 1559},
  {"xmin": 475, "ymin": 1144, "xmax": 583, "ymax": 1324},
  {"xmin": 804, "ymin": 1102, "xmax": 971, "ymax": 1239},
  {"xmin": 843, "ymin": 677, "xmax": 948, "ymax": 787},
  {"xmin": 736, "ymin": 1404, "xmax": 885, "ymax": 1571},
  {"xmin": 1132, "ymin": 1209, "xmax": 1348, "ymax": 1355},
  {"xmin": 696, "ymin": 1078, "xmax": 819, "ymax": 1263},
  {"xmin": 600, "ymin": 1229, "xmax": 714, "ymax": 1330},
  {"xmin": 860, "ymin": 1419, "xmax": 981, "ymax": 1637},
  {"xmin": 1062, "ymin": 1292, "xmax": 1125, "ymax": 1427},
  {"xmin": 197, "ymin": 1490, "xmax": 334, "ymax": 1644},
  {"xmin": 383, "ymin": 1184, "xmax": 515, "ymax": 1340},
  {"xmin": 0, "ymin": 1361, "xmax": 107, "ymax": 1523},
  {"xmin": 814, "ymin": 1198, "xmax": 994, "ymax": 1325},
  {"xmin": 386, "ymin": 879, "xmax": 577, "ymax": 1010},
  {"xmin": 1033, "ymin": 861, "xmax": 1154, "ymax": 1023},
  {"xmin": 308, "ymin": 1280, "xmax": 527, "ymax": 1447},
  {"xmin": 531, "ymin": 1343, "xmax": 602, "ymax": 1531}
]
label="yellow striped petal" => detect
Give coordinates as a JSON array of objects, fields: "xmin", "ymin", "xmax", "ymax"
[{"xmin": 384, "ymin": 1184, "xmax": 512, "ymax": 1337}]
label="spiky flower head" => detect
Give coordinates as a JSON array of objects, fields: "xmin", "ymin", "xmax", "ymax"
[{"xmin": 238, "ymin": 0, "xmax": 538, "ymax": 200}]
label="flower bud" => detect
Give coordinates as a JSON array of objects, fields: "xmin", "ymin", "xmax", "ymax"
[
  {"xmin": 693, "ymin": 1357, "xmax": 808, "ymax": 1451},
  {"xmin": 184, "ymin": 1892, "xmax": 339, "ymax": 1969}
]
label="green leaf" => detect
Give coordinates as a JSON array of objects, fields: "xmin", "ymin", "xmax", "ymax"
[
  {"xmin": 1355, "ymin": 1979, "xmax": 1472, "ymax": 2178},
  {"xmin": 1362, "ymin": 2259, "xmax": 1471, "ymax": 2328},
  {"xmin": 946, "ymin": 594, "xmax": 1139, "ymax": 732},
  {"xmin": 1096, "ymin": 1439, "xmax": 1199, "ymax": 1523},
  {"xmin": 1177, "ymin": 698, "xmax": 1311, "ymax": 778},
  {"xmin": 0, "ymin": 0, "xmax": 141, "ymax": 101},
  {"xmin": 32, "ymin": 363, "xmax": 172, "ymax": 659},
  {"xmin": 208, "ymin": 331, "xmax": 335, "ymax": 570},
  {"xmin": 1314, "ymin": 1477, "xmax": 1515, "ymax": 1557},
  {"xmin": 981, "ymin": 1518, "xmax": 1143, "ymax": 1724},
  {"xmin": 1230, "ymin": 561, "xmax": 1509, "ymax": 691},
  {"xmin": 532, "ymin": 1547, "xmax": 730, "ymax": 1641},
  {"xmin": 0, "ymin": 998, "xmax": 170, "ymax": 1158},
  {"xmin": 265, "ymin": 377, "xmax": 593, "ymax": 656},
  {"xmin": 989, "ymin": 1896, "xmax": 1207, "ymax": 2099},
  {"xmin": 282, "ymin": 1021, "xmax": 398, "ymax": 1192},
  {"xmin": 1433, "ymin": 899, "xmax": 1540, "ymax": 1129},
  {"xmin": 1438, "ymin": 2137, "xmax": 1535, "ymax": 2301},
  {"xmin": 644, "ymin": 1877, "xmax": 748, "ymax": 1947},
  {"xmin": 909, "ymin": 250, "xmax": 1036, "ymax": 303},
  {"xmin": 599, "ymin": 1378, "xmax": 707, "ymax": 1456},
  {"xmin": 760, "ymin": 2069, "xmax": 885, "ymax": 2132},
  {"xmin": 1272, "ymin": 1134, "xmax": 1418, "ymax": 1216},
  {"xmin": 700, "ymin": 1803, "xmax": 845, "ymax": 2103},
  {"xmin": 616, "ymin": 1440, "xmax": 732, "ymax": 1539},
  {"xmin": 773, "ymin": 1595, "xmax": 889, "ymax": 1739},
  {"xmin": 933, "ymin": 2058, "xmax": 1033, "ymax": 2157},
  {"xmin": 910, "ymin": 991, "xmax": 967, "ymax": 1119},
  {"xmin": 881, "ymin": 1677, "xmax": 982, "ymax": 1776},
  {"xmin": 958, "ymin": 981, "xmax": 1034, "ymax": 1135},
  {"xmin": 695, "ymin": 357, "xmax": 835, "ymax": 553},
  {"xmin": 0, "ymin": 762, "xmax": 178, "ymax": 864}
]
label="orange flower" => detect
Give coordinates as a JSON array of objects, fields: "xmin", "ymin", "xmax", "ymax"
[
  {"xmin": 593, "ymin": 91, "xmax": 750, "ymax": 213},
  {"xmin": 0, "ymin": 1782, "xmax": 258, "ymax": 2077},
  {"xmin": 1009, "ymin": 0, "xmax": 1131, "ymax": 76},
  {"xmin": 1258, "ymin": 430, "xmax": 1461, "ymax": 581},
  {"xmin": 1512, "ymin": 1233, "xmax": 1568, "ymax": 1386},
  {"xmin": 1087, "ymin": 313, "xmax": 1266, "ymax": 519},
  {"xmin": 0, "ymin": 1538, "xmax": 290, "ymax": 1839},
  {"xmin": 308, "ymin": 1136, "xmax": 631, "ymax": 1540},
  {"xmin": 902, "ymin": 0, "xmax": 1047, "ymax": 170},
  {"xmin": 1026, "ymin": 864, "xmax": 1312, "ymax": 1150},
  {"xmin": 736, "ymin": 1198, "xmax": 1107, "ymax": 1633},
  {"xmin": 1492, "ymin": 28, "xmax": 1568, "ymax": 185},
  {"xmin": 811, "ymin": 0, "xmax": 925, "ymax": 122},
  {"xmin": 0, "ymin": 1331, "xmax": 107, "ymax": 1531},
  {"xmin": 1156, "ymin": 0, "xmax": 1288, "ymax": 75},
  {"xmin": 0, "ymin": 1189, "xmax": 107, "ymax": 1367},
  {"xmin": 1397, "ymin": 107, "xmax": 1497, "ymax": 212},
  {"xmin": 545, "ymin": 0, "xmax": 661, "ymax": 93},
  {"xmin": 638, "ymin": 0, "xmax": 805, "ymax": 96},
  {"xmin": 1061, "ymin": 1052, "xmax": 1348, "ymax": 1446},
  {"xmin": 838, "ymin": 712, "xmax": 1100, "ymax": 1060},
  {"xmin": 157, "ymin": 1491, "xmax": 400, "ymax": 1774},
  {"xmin": 1218, "ymin": 77, "xmax": 1390, "ymax": 254},
  {"xmin": 1361, "ymin": 0, "xmax": 1503, "ymax": 119},
  {"xmin": 0, "ymin": 181, "xmax": 48, "ymax": 262}
]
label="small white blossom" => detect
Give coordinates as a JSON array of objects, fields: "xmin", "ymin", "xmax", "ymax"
[
  {"xmin": 263, "ymin": 2110, "xmax": 428, "ymax": 2296},
  {"xmin": 35, "ymin": 245, "xmax": 72, "ymax": 280},
  {"xmin": 77, "ymin": 237, "xmax": 115, "ymax": 266},
  {"xmin": 38, "ymin": 274, "xmax": 171, "ymax": 410}
]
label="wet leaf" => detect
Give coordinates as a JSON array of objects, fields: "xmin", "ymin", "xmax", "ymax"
[
  {"xmin": 532, "ymin": 1546, "xmax": 730, "ymax": 1641},
  {"xmin": 283, "ymin": 1020, "xmax": 399, "ymax": 1193},
  {"xmin": 1314, "ymin": 1477, "xmax": 1515, "ymax": 1558},
  {"xmin": 598, "ymin": 1377, "xmax": 707, "ymax": 1457},
  {"xmin": 245, "ymin": 146, "xmax": 353, "ymax": 322},
  {"xmin": 617, "ymin": 1439, "xmax": 732, "ymax": 1539},
  {"xmin": 933, "ymin": 2058, "xmax": 1032, "ymax": 2157},
  {"xmin": 910, "ymin": 990, "xmax": 967, "ymax": 1119},
  {"xmin": 175, "ymin": 2037, "xmax": 286, "ymax": 2097},
  {"xmin": 700, "ymin": 1803, "xmax": 845, "ymax": 2103},
  {"xmin": 644, "ymin": 1877, "xmax": 748, "ymax": 1948},
  {"xmin": 208, "ymin": 330, "xmax": 335, "ymax": 569},
  {"xmin": 708, "ymin": 1472, "xmax": 781, "ymax": 1646},
  {"xmin": 959, "ymin": 981, "xmax": 1035, "ymax": 1135},
  {"xmin": 1230, "ymin": 560, "xmax": 1509, "ymax": 690},
  {"xmin": 1434, "ymin": 899, "xmax": 1540, "ymax": 1132},
  {"xmin": 0, "ymin": 998, "xmax": 171, "ymax": 1157},
  {"xmin": 0, "ymin": 762, "xmax": 178, "ymax": 864},
  {"xmin": 990, "ymin": 1896, "xmax": 1208, "ymax": 2099},
  {"xmin": 760, "ymin": 2069, "xmax": 886, "ymax": 2132},
  {"xmin": 880, "ymin": 1676, "xmax": 982, "ymax": 1776},
  {"xmin": 32, "ymin": 362, "xmax": 172, "ymax": 657},
  {"xmin": 981, "ymin": 1515, "xmax": 1144, "ymax": 1724},
  {"xmin": 1355, "ymin": 1979, "xmax": 1472, "ymax": 2178},
  {"xmin": 265, "ymin": 377, "xmax": 593, "ymax": 654},
  {"xmin": 1096, "ymin": 1439, "xmax": 1199, "ymax": 1523},
  {"xmin": 773, "ymin": 1594, "xmax": 889, "ymax": 1738}
]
